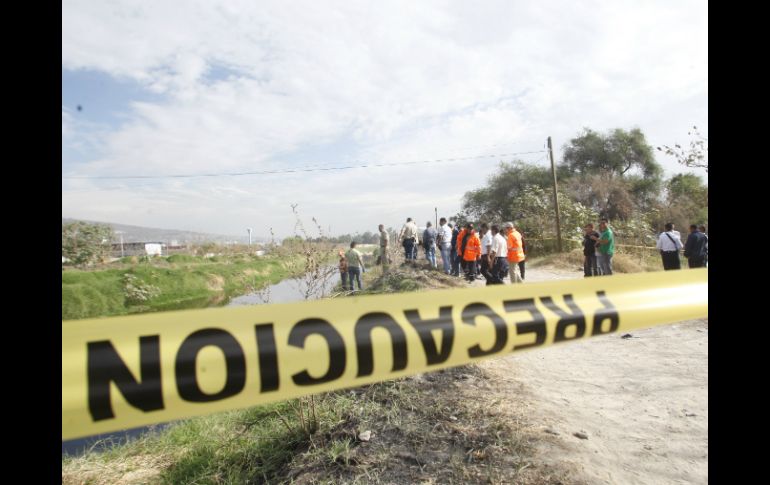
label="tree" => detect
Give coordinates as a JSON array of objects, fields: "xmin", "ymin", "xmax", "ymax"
[
  {"xmin": 563, "ymin": 127, "xmax": 660, "ymax": 178},
  {"xmin": 62, "ymin": 221, "xmax": 113, "ymax": 267},
  {"xmin": 561, "ymin": 127, "xmax": 663, "ymax": 219},
  {"xmin": 564, "ymin": 173, "xmax": 635, "ymax": 221},
  {"xmin": 657, "ymin": 126, "xmax": 708, "ymax": 173},
  {"xmin": 652, "ymin": 173, "xmax": 708, "ymax": 231},
  {"xmin": 514, "ymin": 186, "xmax": 598, "ymax": 241},
  {"xmin": 461, "ymin": 161, "xmax": 552, "ymax": 222}
]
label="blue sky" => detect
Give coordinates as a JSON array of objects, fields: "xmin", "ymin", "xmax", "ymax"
[{"xmin": 62, "ymin": 0, "xmax": 708, "ymax": 239}]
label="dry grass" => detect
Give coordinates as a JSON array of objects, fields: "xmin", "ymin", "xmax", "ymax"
[
  {"xmin": 280, "ymin": 365, "xmax": 584, "ymax": 485},
  {"xmin": 363, "ymin": 262, "xmax": 466, "ymax": 294},
  {"xmin": 62, "ymin": 452, "xmax": 173, "ymax": 485},
  {"xmin": 205, "ymin": 273, "xmax": 226, "ymax": 292},
  {"xmin": 529, "ymin": 248, "xmax": 659, "ymax": 273}
]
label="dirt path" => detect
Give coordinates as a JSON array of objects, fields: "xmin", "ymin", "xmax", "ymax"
[{"xmin": 477, "ymin": 265, "xmax": 708, "ymax": 484}]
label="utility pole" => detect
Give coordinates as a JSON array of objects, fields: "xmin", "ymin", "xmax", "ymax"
[
  {"xmin": 247, "ymin": 228, "xmax": 252, "ymax": 246},
  {"xmin": 435, "ymin": 207, "xmax": 438, "ymax": 228},
  {"xmin": 548, "ymin": 136, "xmax": 563, "ymax": 252}
]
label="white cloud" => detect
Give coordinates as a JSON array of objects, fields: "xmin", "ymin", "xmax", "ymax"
[
  {"xmin": 62, "ymin": 109, "xmax": 74, "ymax": 139},
  {"xmin": 62, "ymin": 0, "xmax": 708, "ymax": 237}
]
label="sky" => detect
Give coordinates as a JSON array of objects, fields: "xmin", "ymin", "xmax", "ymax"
[{"xmin": 62, "ymin": 0, "xmax": 708, "ymax": 240}]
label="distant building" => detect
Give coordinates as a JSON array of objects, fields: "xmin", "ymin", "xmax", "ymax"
[
  {"xmin": 111, "ymin": 242, "xmax": 166, "ymax": 257},
  {"xmin": 144, "ymin": 243, "xmax": 162, "ymax": 256}
]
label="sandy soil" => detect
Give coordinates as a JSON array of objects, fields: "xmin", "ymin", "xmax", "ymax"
[{"xmin": 476, "ymin": 265, "xmax": 708, "ymax": 484}]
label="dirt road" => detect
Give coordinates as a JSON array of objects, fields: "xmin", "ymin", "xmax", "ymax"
[{"xmin": 478, "ymin": 265, "xmax": 708, "ymax": 484}]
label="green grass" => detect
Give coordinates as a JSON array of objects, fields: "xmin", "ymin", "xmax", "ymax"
[
  {"xmin": 62, "ymin": 255, "xmax": 302, "ymax": 320},
  {"xmin": 62, "ymin": 401, "xmax": 308, "ymax": 485},
  {"xmin": 63, "ymin": 366, "xmax": 551, "ymax": 485}
]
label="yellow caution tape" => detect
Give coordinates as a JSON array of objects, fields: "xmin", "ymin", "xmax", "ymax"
[{"xmin": 62, "ymin": 269, "xmax": 707, "ymax": 440}]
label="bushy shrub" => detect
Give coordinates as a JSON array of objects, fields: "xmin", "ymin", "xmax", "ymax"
[{"xmin": 123, "ymin": 273, "xmax": 161, "ymax": 304}]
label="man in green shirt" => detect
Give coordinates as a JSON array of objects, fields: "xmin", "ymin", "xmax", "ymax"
[
  {"xmin": 593, "ymin": 218, "xmax": 615, "ymax": 275},
  {"xmin": 345, "ymin": 241, "xmax": 366, "ymax": 291}
]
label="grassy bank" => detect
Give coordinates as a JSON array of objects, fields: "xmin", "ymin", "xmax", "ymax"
[
  {"xmin": 64, "ymin": 365, "xmax": 567, "ymax": 485},
  {"xmin": 63, "ymin": 262, "xmax": 581, "ymax": 484},
  {"xmin": 62, "ymin": 253, "xmax": 304, "ymax": 320}
]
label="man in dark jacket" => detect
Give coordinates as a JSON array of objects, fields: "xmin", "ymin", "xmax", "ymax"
[
  {"xmin": 450, "ymin": 223, "xmax": 461, "ymax": 276},
  {"xmin": 684, "ymin": 224, "xmax": 707, "ymax": 268},
  {"xmin": 582, "ymin": 223, "xmax": 601, "ymax": 277},
  {"xmin": 698, "ymin": 224, "xmax": 708, "ymax": 267}
]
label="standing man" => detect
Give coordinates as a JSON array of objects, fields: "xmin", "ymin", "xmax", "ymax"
[
  {"xmin": 698, "ymin": 224, "xmax": 708, "ymax": 267},
  {"xmin": 593, "ymin": 218, "xmax": 615, "ymax": 276},
  {"xmin": 378, "ymin": 224, "xmax": 390, "ymax": 271},
  {"xmin": 459, "ymin": 223, "xmax": 481, "ymax": 282},
  {"xmin": 656, "ymin": 223, "xmax": 683, "ymax": 270},
  {"xmin": 437, "ymin": 217, "xmax": 453, "ymax": 274},
  {"xmin": 423, "ymin": 221, "xmax": 438, "ymax": 269},
  {"xmin": 517, "ymin": 229, "xmax": 528, "ymax": 280},
  {"xmin": 488, "ymin": 224, "xmax": 509, "ymax": 284},
  {"xmin": 504, "ymin": 222, "xmax": 525, "ymax": 283},
  {"xmin": 478, "ymin": 223, "xmax": 493, "ymax": 284},
  {"xmin": 684, "ymin": 224, "xmax": 707, "ymax": 268},
  {"xmin": 345, "ymin": 241, "xmax": 366, "ymax": 291},
  {"xmin": 450, "ymin": 222, "xmax": 461, "ymax": 276},
  {"xmin": 398, "ymin": 217, "xmax": 419, "ymax": 261},
  {"xmin": 583, "ymin": 223, "xmax": 601, "ymax": 276}
]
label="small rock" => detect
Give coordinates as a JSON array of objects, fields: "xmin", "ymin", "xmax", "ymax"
[
  {"xmin": 643, "ymin": 445, "xmax": 653, "ymax": 450},
  {"xmin": 685, "ymin": 413, "xmax": 697, "ymax": 417},
  {"xmin": 449, "ymin": 415, "xmax": 458, "ymax": 421},
  {"xmin": 395, "ymin": 451, "xmax": 421, "ymax": 464},
  {"xmin": 544, "ymin": 428, "xmax": 559, "ymax": 435},
  {"xmin": 358, "ymin": 430, "xmax": 372, "ymax": 442},
  {"xmin": 574, "ymin": 431, "xmax": 589, "ymax": 440},
  {"xmin": 621, "ymin": 333, "xmax": 633, "ymax": 339}
]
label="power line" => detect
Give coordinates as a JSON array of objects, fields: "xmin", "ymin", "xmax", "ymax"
[{"xmin": 62, "ymin": 149, "xmax": 547, "ymax": 180}]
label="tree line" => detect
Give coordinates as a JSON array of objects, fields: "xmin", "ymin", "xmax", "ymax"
[{"xmin": 457, "ymin": 127, "xmax": 707, "ymax": 247}]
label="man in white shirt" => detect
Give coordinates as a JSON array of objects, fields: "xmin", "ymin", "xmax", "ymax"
[
  {"xmin": 437, "ymin": 217, "xmax": 453, "ymax": 274},
  {"xmin": 398, "ymin": 217, "xmax": 419, "ymax": 261},
  {"xmin": 479, "ymin": 223, "xmax": 493, "ymax": 284},
  {"xmin": 489, "ymin": 224, "xmax": 509, "ymax": 284},
  {"xmin": 656, "ymin": 222, "xmax": 683, "ymax": 270}
]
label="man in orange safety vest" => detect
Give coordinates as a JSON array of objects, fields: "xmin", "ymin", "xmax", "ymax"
[{"xmin": 504, "ymin": 221, "xmax": 525, "ymax": 283}]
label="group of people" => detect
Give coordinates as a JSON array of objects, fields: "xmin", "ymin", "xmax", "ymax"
[
  {"xmin": 395, "ymin": 218, "xmax": 445, "ymax": 269},
  {"xmin": 397, "ymin": 217, "xmax": 527, "ymax": 285},
  {"xmin": 581, "ymin": 218, "xmax": 615, "ymax": 276},
  {"xmin": 338, "ymin": 242, "xmax": 366, "ymax": 291},
  {"xmin": 339, "ymin": 216, "xmax": 708, "ymax": 292},
  {"xmin": 655, "ymin": 223, "xmax": 708, "ymax": 270},
  {"xmin": 337, "ymin": 224, "xmax": 390, "ymax": 292},
  {"xmin": 581, "ymin": 218, "xmax": 708, "ymax": 277}
]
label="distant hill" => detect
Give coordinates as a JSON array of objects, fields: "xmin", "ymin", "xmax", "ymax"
[{"xmin": 61, "ymin": 218, "xmax": 266, "ymax": 245}]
